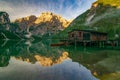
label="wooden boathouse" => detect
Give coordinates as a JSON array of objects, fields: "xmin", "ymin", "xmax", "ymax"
[
  {"xmin": 68, "ymin": 29, "xmax": 107, "ymax": 42},
  {"xmin": 52, "ymin": 29, "xmax": 119, "ymax": 47},
  {"xmin": 67, "ymin": 29, "xmax": 108, "ymax": 47}
]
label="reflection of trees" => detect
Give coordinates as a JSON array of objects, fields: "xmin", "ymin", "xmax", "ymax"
[
  {"xmin": 63, "ymin": 46, "xmax": 120, "ymax": 77},
  {"xmin": 0, "ymin": 49, "xmax": 10, "ymax": 67},
  {"xmin": 0, "ymin": 40, "xmax": 16, "ymax": 67},
  {"xmin": 0, "ymin": 40, "xmax": 68, "ymax": 67}
]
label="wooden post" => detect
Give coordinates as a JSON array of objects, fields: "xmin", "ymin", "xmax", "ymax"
[
  {"xmin": 90, "ymin": 41, "xmax": 92, "ymax": 47},
  {"xmin": 74, "ymin": 38, "xmax": 77, "ymax": 50},
  {"xmin": 116, "ymin": 41, "xmax": 119, "ymax": 47},
  {"xmin": 111, "ymin": 41, "xmax": 114, "ymax": 48},
  {"xmin": 99, "ymin": 41, "xmax": 101, "ymax": 48},
  {"xmin": 102, "ymin": 41, "xmax": 104, "ymax": 48},
  {"xmin": 84, "ymin": 41, "xmax": 87, "ymax": 47},
  {"xmin": 97, "ymin": 41, "xmax": 99, "ymax": 47}
]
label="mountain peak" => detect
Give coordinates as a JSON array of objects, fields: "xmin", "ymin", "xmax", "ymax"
[
  {"xmin": 0, "ymin": 11, "xmax": 10, "ymax": 24},
  {"xmin": 34, "ymin": 12, "xmax": 71, "ymax": 28},
  {"xmin": 14, "ymin": 12, "xmax": 72, "ymax": 37}
]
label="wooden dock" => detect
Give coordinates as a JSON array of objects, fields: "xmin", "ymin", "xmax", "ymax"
[{"xmin": 60, "ymin": 39, "xmax": 120, "ymax": 47}]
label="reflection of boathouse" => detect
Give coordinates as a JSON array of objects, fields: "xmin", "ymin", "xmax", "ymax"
[{"xmin": 68, "ymin": 29, "xmax": 107, "ymax": 42}]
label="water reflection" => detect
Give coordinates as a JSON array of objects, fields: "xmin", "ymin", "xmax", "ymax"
[
  {"xmin": 0, "ymin": 58, "xmax": 97, "ymax": 80},
  {"xmin": 0, "ymin": 40, "xmax": 64, "ymax": 67},
  {"xmin": 0, "ymin": 40, "xmax": 98, "ymax": 80},
  {"xmin": 14, "ymin": 52, "xmax": 69, "ymax": 66},
  {"xmin": 1, "ymin": 40, "xmax": 120, "ymax": 80},
  {"xmin": 63, "ymin": 46, "xmax": 120, "ymax": 79}
]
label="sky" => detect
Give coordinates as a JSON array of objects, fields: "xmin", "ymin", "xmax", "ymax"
[{"xmin": 0, "ymin": 0, "xmax": 96, "ymax": 20}]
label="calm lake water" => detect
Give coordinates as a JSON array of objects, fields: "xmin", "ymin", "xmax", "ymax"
[{"xmin": 0, "ymin": 39, "xmax": 120, "ymax": 80}]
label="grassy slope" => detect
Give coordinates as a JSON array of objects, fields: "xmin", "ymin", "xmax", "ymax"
[
  {"xmin": 98, "ymin": 0, "xmax": 120, "ymax": 6},
  {"xmin": 98, "ymin": 72, "xmax": 120, "ymax": 80},
  {"xmin": 88, "ymin": 5, "xmax": 120, "ymax": 39},
  {"xmin": 53, "ymin": 0, "xmax": 120, "ymax": 40},
  {"xmin": 53, "ymin": 10, "xmax": 90, "ymax": 39}
]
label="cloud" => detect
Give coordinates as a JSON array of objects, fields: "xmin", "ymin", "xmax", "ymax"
[
  {"xmin": 0, "ymin": 0, "xmax": 96, "ymax": 21},
  {"xmin": 0, "ymin": 0, "xmax": 38, "ymax": 20}
]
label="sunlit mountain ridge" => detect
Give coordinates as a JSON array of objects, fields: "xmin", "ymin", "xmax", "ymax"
[{"xmin": 0, "ymin": 11, "xmax": 72, "ymax": 39}]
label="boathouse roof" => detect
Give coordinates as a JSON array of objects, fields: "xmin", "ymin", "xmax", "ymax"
[{"xmin": 68, "ymin": 29, "xmax": 107, "ymax": 35}]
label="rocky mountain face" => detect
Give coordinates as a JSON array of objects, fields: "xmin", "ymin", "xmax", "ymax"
[
  {"xmin": 15, "ymin": 15, "xmax": 37, "ymax": 32},
  {"xmin": 56, "ymin": 0, "xmax": 120, "ymax": 40},
  {"xmin": 0, "ymin": 12, "xmax": 10, "ymax": 30},
  {"xmin": 15, "ymin": 12, "xmax": 71, "ymax": 37},
  {"xmin": 0, "ymin": 11, "xmax": 71, "ymax": 39},
  {"xmin": 0, "ymin": 12, "xmax": 23, "ymax": 40}
]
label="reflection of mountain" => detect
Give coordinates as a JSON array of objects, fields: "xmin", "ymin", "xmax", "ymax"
[
  {"xmin": 0, "ymin": 40, "xmax": 68, "ymax": 67},
  {"xmin": 1, "ymin": 40, "xmax": 120, "ymax": 79},
  {"xmin": 15, "ymin": 52, "xmax": 69, "ymax": 66},
  {"xmin": 0, "ymin": 40, "xmax": 98, "ymax": 80}
]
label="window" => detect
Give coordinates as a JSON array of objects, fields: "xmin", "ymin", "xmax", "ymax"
[{"xmin": 83, "ymin": 33, "xmax": 90, "ymax": 40}]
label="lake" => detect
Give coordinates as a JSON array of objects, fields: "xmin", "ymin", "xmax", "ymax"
[{"xmin": 0, "ymin": 39, "xmax": 120, "ymax": 80}]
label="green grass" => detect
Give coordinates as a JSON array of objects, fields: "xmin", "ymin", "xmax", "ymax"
[
  {"xmin": 98, "ymin": 0, "xmax": 120, "ymax": 6},
  {"xmin": 98, "ymin": 72, "xmax": 120, "ymax": 80}
]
